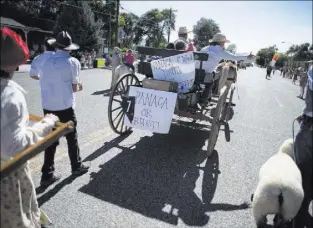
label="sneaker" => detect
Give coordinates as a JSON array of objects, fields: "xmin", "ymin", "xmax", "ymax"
[
  {"xmin": 72, "ymin": 163, "xmax": 90, "ymax": 176},
  {"xmin": 40, "ymin": 174, "xmax": 61, "ymax": 188}
]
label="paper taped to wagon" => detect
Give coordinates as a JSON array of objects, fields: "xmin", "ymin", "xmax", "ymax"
[
  {"xmin": 124, "ymin": 86, "xmax": 177, "ymax": 134},
  {"xmin": 150, "ymin": 52, "xmax": 195, "ymax": 93}
]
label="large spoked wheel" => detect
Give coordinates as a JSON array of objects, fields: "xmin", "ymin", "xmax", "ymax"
[
  {"xmin": 108, "ymin": 73, "xmax": 140, "ymax": 135},
  {"xmin": 207, "ymin": 86, "xmax": 228, "ymax": 157}
]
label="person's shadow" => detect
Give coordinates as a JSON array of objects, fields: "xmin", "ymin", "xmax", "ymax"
[{"xmin": 79, "ymin": 124, "xmax": 249, "ymax": 226}]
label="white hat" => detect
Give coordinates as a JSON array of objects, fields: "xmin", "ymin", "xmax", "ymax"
[
  {"xmin": 209, "ymin": 33, "xmax": 230, "ymax": 43},
  {"xmin": 178, "ymin": 27, "xmax": 191, "ymax": 35}
]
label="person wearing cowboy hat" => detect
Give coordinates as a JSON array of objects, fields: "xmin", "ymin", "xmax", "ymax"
[
  {"xmin": 174, "ymin": 26, "xmax": 190, "ymax": 45},
  {"xmin": 1, "ymin": 27, "xmax": 59, "ymax": 228},
  {"xmin": 196, "ymin": 33, "xmax": 254, "ymax": 107},
  {"xmin": 38, "ymin": 31, "xmax": 89, "ymax": 187}
]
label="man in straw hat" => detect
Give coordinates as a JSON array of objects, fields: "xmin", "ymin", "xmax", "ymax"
[
  {"xmin": 38, "ymin": 31, "xmax": 89, "ymax": 187},
  {"xmin": 196, "ymin": 33, "xmax": 254, "ymax": 107},
  {"xmin": 1, "ymin": 27, "xmax": 59, "ymax": 228}
]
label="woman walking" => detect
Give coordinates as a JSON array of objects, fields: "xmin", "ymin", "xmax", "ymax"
[{"xmin": 1, "ymin": 27, "xmax": 59, "ymax": 228}]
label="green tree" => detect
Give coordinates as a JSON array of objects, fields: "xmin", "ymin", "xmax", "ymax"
[
  {"xmin": 275, "ymin": 53, "xmax": 289, "ymax": 68},
  {"xmin": 226, "ymin": 43, "xmax": 237, "ymax": 54},
  {"xmin": 54, "ymin": 1, "xmax": 103, "ymax": 52},
  {"xmin": 118, "ymin": 12, "xmax": 141, "ymax": 47},
  {"xmin": 287, "ymin": 43, "xmax": 313, "ymax": 61},
  {"xmin": 255, "ymin": 45, "xmax": 278, "ymax": 66},
  {"xmin": 1, "ymin": 0, "xmax": 42, "ymax": 16},
  {"xmin": 134, "ymin": 8, "xmax": 176, "ymax": 48},
  {"xmin": 89, "ymin": 0, "xmax": 118, "ymax": 47},
  {"xmin": 193, "ymin": 18, "xmax": 220, "ymax": 49}
]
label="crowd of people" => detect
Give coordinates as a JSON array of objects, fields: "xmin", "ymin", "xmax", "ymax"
[
  {"xmin": 1, "ymin": 25, "xmax": 312, "ymax": 228},
  {"xmin": 269, "ymin": 66, "xmax": 309, "ymax": 100}
]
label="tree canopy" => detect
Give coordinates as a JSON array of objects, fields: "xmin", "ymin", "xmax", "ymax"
[
  {"xmin": 226, "ymin": 44, "xmax": 237, "ymax": 54},
  {"xmin": 54, "ymin": 1, "xmax": 103, "ymax": 52},
  {"xmin": 255, "ymin": 45, "xmax": 278, "ymax": 66},
  {"xmin": 193, "ymin": 18, "xmax": 220, "ymax": 49},
  {"xmin": 134, "ymin": 8, "xmax": 176, "ymax": 48},
  {"xmin": 286, "ymin": 43, "xmax": 313, "ymax": 61}
]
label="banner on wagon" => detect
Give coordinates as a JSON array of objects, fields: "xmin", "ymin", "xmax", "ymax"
[
  {"xmin": 123, "ymin": 86, "xmax": 177, "ymax": 134},
  {"xmin": 150, "ymin": 52, "xmax": 195, "ymax": 93}
]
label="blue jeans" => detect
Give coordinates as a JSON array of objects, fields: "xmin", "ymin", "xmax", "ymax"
[{"xmin": 294, "ymin": 118, "xmax": 313, "ymax": 228}]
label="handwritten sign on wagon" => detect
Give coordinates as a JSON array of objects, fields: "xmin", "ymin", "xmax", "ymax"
[
  {"xmin": 151, "ymin": 52, "xmax": 195, "ymax": 93},
  {"xmin": 124, "ymin": 86, "xmax": 177, "ymax": 134}
]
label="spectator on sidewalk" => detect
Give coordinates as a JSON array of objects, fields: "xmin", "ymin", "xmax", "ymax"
[
  {"xmin": 29, "ymin": 37, "xmax": 55, "ymax": 80},
  {"xmin": 87, "ymin": 53, "xmax": 92, "ymax": 68},
  {"xmin": 293, "ymin": 64, "xmax": 313, "ymax": 228},
  {"xmin": 1, "ymin": 27, "xmax": 58, "ymax": 228},
  {"xmin": 39, "ymin": 31, "xmax": 89, "ymax": 187},
  {"xmin": 298, "ymin": 72, "xmax": 308, "ymax": 99}
]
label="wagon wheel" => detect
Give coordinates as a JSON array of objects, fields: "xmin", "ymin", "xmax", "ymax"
[
  {"xmin": 108, "ymin": 73, "xmax": 140, "ymax": 135},
  {"xmin": 207, "ymin": 86, "xmax": 228, "ymax": 157}
]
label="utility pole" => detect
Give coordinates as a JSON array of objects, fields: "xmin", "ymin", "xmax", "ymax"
[
  {"xmin": 115, "ymin": 0, "xmax": 120, "ymax": 47},
  {"xmin": 167, "ymin": 7, "xmax": 172, "ymax": 43},
  {"xmin": 109, "ymin": 13, "xmax": 112, "ymax": 50}
]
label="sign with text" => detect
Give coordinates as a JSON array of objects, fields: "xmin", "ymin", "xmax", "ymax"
[
  {"xmin": 151, "ymin": 52, "xmax": 195, "ymax": 93},
  {"xmin": 124, "ymin": 86, "xmax": 177, "ymax": 134}
]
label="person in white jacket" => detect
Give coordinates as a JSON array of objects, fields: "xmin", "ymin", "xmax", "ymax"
[
  {"xmin": 1, "ymin": 27, "xmax": 59, "ymax": 228},
  {"xmin": 195, "ymin": 33, "xmax": 254, "ymax": 106}
]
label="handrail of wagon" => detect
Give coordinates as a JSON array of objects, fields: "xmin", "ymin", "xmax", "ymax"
[{"xmin": 0, "ymin": 114, "xmax": 74, "ymax": 179}]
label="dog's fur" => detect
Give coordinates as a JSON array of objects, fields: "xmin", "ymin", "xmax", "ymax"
[{"xmin": 251, "ymin": 139, "xmax": 304, "ymax": 227}]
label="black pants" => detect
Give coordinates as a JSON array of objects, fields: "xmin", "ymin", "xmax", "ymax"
[{"xmin": 41, "ymin": 108, "xmax": 82, "ymax": 179}]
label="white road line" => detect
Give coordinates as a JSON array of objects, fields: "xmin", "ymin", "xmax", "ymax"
[{"xmin": 274, "ymin": 96, "xmax": 284, "ymax": 108}]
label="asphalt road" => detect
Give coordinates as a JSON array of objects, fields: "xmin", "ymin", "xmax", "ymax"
[{"xmin": 13, "ymin": 66, "xmax": 304, "ymax": 228}]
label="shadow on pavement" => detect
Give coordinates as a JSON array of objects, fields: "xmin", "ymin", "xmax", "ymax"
[
  {"xmin": 91, "ymin": 89, "xmax": 111, "ymax": 96},
  {"xmin": 83, "ymin": 133, "xmax": 132, "ymax": 162},
  {"xmin": 36, "ymin": 175, "xmax": 80, "ymax": 207},
  {"xmin": 79, "ymin": 124, "xmax": 249, "ymax": 226}
]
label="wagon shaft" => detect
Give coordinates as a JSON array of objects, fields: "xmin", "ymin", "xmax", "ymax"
[{"xmin": 174, "ymin": 110, "xmax": 213, "ymax": 122}]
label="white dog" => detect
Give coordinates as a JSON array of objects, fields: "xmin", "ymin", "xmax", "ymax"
[{"xmin": 251, "ymin": 139, "xmax": 304, "ymax": 228}]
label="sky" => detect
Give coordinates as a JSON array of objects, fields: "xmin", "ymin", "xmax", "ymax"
[{"xmin": 120, "ymin": 1, "xmax": 312, "ymax": 54}]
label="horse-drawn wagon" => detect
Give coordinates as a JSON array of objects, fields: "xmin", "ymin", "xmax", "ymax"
[{"xmin": 107, "ymin": 47, "xmax": 237, "ymax": 157}]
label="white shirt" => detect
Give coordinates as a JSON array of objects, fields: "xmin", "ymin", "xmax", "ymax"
[
  {"xmin": 1, "ymin": 78, "xmax": 54, "ymax": 163},
  {"xmin": 195, "ymin": 45, "xmax": 249, "ymax": 73},
  {"xmin": 29, "ymin": 51, "xmax": 54, "ymax": 77},
  {"xmin": 40, "ymin": 50, "xmax": 81, "ymax": 111}
]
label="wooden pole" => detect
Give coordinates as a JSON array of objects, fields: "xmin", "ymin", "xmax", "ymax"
[{"xmin": 0, "ymin": 116, "xmax": 74, "ymax": 179}]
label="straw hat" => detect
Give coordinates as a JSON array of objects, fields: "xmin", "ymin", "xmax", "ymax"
[
  {"xmin": 209, "ymin": 33, "xmax": 230, "ymax": 43},
  {"xmin": 1, "ymin": 27, "xmax": 29, "ymax": 71},
  {"xmin": 178, "ymin": 27, "xmax": 191, "ymax": 35}
]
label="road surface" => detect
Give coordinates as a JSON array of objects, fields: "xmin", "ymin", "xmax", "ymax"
[{"xmin": 12, "ymin": 66, "xmax": 304, "ymax": 228}]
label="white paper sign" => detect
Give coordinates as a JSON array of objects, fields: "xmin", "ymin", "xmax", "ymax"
[
  {"xmin": 150, "ymin": 52, "xmax": 195, "ymax": 93},
  {"xmin": 124, "ymin": 86, "xmax": 177, "ymax": 134}
]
